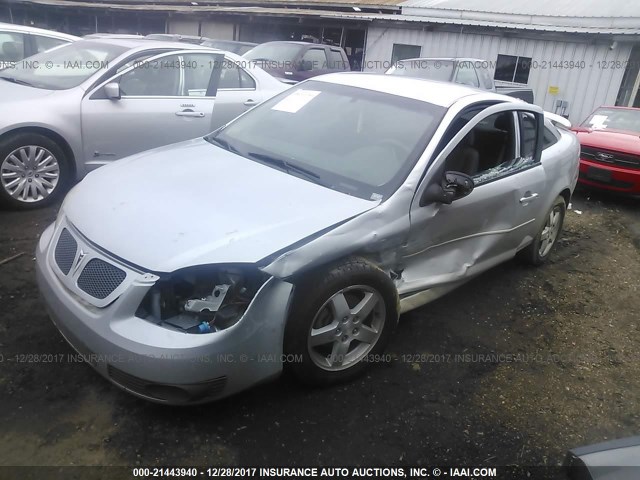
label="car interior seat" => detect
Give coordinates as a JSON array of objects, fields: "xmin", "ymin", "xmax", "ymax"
[
  {"xmin": 1, "ymin": 42, "xmax": 21, "ymax": 62},
  {"xmin": 445, "ymin": 129, "xmax": 480, "ymax": 176}
]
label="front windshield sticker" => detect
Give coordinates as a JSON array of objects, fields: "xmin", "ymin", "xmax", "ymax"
[
  {"xmin": 588, "ymin": 114, "xmax": 608, "ymax": 129},
  {"xmin": 272, "ymin": 89, "xmax": 321, "ymax": 113}
]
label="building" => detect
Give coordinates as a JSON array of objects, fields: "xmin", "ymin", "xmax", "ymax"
[{"xmin": 2, "ymin": 0, "xmax": 640, "ymax": 122}]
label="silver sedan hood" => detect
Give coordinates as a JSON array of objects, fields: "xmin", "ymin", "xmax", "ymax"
[
  {"xmin": 62, "ymin": 138, "xmax": 377, "ymax": 273},
  {"xmin": 0, "ymin": 80, "xmax": 55, "ymax": 102}
]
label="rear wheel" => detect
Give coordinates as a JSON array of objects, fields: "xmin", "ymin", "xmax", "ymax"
[
  {"xmin": 284, "ymin": 258, "xmax": 399, "ymax": 385},
  {"xmin": 518, "ymin": 195, "xmax": 566, "ymax": 266},
  {"xmin": 0, "ymin": 133, "xmax": 70, "ymax": 210}
]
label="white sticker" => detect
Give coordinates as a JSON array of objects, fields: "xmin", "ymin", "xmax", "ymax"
[
  {"xmin": 589, "ymin": 114, "xmax": 608, "ymax": 129},
  {"xmin": 272, "ymin": 89, "xmax": 321, "ymax": 113}
]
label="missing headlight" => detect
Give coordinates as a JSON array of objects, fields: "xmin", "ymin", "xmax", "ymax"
[{"xmin": 136, "ymin": 265, "xmax": 269, "ymax": 333}]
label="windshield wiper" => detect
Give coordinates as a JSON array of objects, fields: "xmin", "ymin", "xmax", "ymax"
[
  {"xmin": 206, "ymin": 135, "xmax": 241, "ymax": 155},
  {"xmin": 0, "ymin": 76, "xmax": 34, "ymax": 87},
  {"xmin": 246, "ymin": 151, "xmax": 324, "ymax": 185}
]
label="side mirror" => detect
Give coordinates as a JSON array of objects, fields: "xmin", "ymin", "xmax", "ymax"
[
  {"xmin": 420, "ymin": 171, "xmax": 475, "ymax": 206},
  {"xmin": 104, "ymin": 82, "xmax": 121, "ymax": 100}
]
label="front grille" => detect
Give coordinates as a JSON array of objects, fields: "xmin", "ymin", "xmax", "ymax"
[
  {"xmin": 581, "ymin": 146, "xmax": 640, "ymax": 169},
  {"xmin": 54, "ymin": 228, "xmax": 78, "ymax": 275},
  {"xmin": 77, "ymin": 258, "xmax": 126, "ymax": 299}
]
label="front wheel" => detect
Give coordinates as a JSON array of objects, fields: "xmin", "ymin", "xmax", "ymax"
[
  {"xmin": 284, "ymin": 258, "xmax": 399, "ymax": 385},
  {"xmin": 518, "ymin": 195, "xmax": 566, "ymax": 266},
  {"xmin": 0, "ymin": 133, "xmax": 70, "ymax": 210}
]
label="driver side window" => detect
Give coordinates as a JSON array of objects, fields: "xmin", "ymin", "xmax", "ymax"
[
  {"xmin": 118, "ymin": 55, "xmax": 181, "ymax": 97},
  {"xmin": 444, "ymin": 111, "xmax": 519, "ymax": 185}
]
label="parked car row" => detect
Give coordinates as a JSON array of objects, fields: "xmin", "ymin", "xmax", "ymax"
[{"xmin": 0, "ymin": 21, "xmax": 631, "ymax": 406}]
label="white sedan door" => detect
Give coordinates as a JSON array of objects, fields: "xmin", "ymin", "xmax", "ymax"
[
  {"xmin": 80, "ymin": 50, "xmax": 224, "ymax": 170},
  {"xmin": 209, "ymin": 58, "xmax": 263, "ymax": 130}
]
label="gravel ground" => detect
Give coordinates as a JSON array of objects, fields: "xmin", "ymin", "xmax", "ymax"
[{"xmin": 0, "ymin": 187, "xmax": 638, "ymax": 469}]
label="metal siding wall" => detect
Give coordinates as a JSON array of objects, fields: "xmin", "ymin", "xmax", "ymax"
[
  {"xmin": 167, "ymin": 19, "xmax": 199, "ymax": 35},
  {"xmin": 364, "ymin": 26, "xmax": 633, "ymax": 123},
  {"xmin": 200, "ymin": 21, "xmax": 235, "ymax": 40}
]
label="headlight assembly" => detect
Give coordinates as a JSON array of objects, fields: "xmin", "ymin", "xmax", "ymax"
[{"xmin": 135, "ymin": 264, "xmax": 269, "ymax": 333}]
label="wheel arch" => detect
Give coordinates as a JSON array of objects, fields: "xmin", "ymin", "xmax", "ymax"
[{"xmin": 0, "ymin": 126, "xmax": 77, "ymax": 179}]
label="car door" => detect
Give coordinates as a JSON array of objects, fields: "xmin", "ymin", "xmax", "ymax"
[
  {"xmin": 400, "ymin": 102, "xmax": 547, "ymax": 294},
  {"xmin": 210, "ymin": 57, "xmax": 261, "ymax": 130},
  {"xmin": 80, "ymin": 50, "xmax": 224, "ymax": 168}
]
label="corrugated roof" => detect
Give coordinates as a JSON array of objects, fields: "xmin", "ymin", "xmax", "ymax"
[
  {"xmin": 399, "ymin": 0, "xmax": 640, "ymax": 18},
  {"xmin": 341, "ymin": 12, "xmax": 640, "ymax": 35}
]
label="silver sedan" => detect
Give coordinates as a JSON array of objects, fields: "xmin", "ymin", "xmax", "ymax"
[
  {"xmin": 0, "ymin": 38, "xmax": 287, "ymax": 209},
  {"xmin": 36, "ymin": 73, "xmax": 579, "ymax": 404}
]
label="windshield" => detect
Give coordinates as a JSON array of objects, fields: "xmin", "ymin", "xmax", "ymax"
[
  {"xmin": 0, "ymin": 41, "xmax": 127, "ymax": 90},
  {"xmin": 581, "ymin": 108, "xmax": 640, "ymax": 134},
  {"xmin": 207, "ymin": 80, "xmax": 445, "ymax": 200},
  {"xmin": 387, "ymin": 59, "xmax": 455, "ymax": 82},
  {"xmin": 243, "ymin": 43, "xmax": 303, "ymax": 66}
]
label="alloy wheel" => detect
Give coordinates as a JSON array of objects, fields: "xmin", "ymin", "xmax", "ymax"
[
  {"xmin": 307, "ymin": 285, "xmax": 386, "ymax": 371},
  {"xmin": 1, "ymin": 145, "xmax": 60, "ymax": 203},
  {"xmin": 539, "ymin": 205, "xmax": 563, "ymax": 258}
]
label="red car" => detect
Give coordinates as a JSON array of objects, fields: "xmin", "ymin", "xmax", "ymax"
[{"xmin": 573, "ymin": 106, "xmax": 640, "ymax": 194}]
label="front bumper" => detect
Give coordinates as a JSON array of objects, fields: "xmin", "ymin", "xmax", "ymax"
[
  {"xmin": 35, "ymin": 222, "xmax": 293, "ymax": 404},
  {"xmin": 578, "ymin": 157, "xmax": 640, "ymax": 194}
]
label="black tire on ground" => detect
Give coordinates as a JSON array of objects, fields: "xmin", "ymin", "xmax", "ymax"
[
  {"xmin": 284, "ymin": 257, "xmax": 399, "ymax": 386},
  {"xmin": 517, "ymin": 195, "xmax": 567, "ymax": 266},
  {"xmin": 0, "ymin": 132, "xmax": 71, "ymax": 210}
]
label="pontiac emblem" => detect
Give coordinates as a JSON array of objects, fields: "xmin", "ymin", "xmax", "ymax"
[{"xmin": 73, "ymin": 249, "xmax": 87, "ymax": 272}]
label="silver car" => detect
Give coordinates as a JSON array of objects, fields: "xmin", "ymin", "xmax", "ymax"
[
  {"xmin": 0, "ymin": 37, "xmax": 288, "ymax": 209},
  {"xmin": 0, "ymin": 22, "xmax": 78, "ymax": 68},
  {"xmin": 36, "ymin": 73, "xmax": 580, "ymax": 404}
]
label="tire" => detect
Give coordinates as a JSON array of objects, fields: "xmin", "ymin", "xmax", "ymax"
[
  {"xmin": 518, "ymin": 195, "xmax": 566, "ymax": 266},
  {"xmin": 0, "ymin": 132, "xmax": 71, "ymax": 210},
  {"xmin": 284, "ymin": 258, "xmax": 399, "ymax": 386}
]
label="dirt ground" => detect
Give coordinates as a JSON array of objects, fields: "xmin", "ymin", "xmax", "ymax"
[{"xmin": 0, "ymin": 186, "xmax": 638, "ymax": 469}]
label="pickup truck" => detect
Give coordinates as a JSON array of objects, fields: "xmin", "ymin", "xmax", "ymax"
[{"xmin": 386, "ymin": 57, "xmax": 535, "ymax": 103}]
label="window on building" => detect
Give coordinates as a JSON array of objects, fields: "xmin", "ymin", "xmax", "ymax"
[
  {"xmin": 391, "ymin": 44, "xmax": 421, "ymax": 64},
  {"xmin": 494, "ymin": 54, "xmax": 532, "ymax": 84}
]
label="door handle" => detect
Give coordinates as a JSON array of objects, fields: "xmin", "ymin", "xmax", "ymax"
[
  {"xmin": 243, "ymin": 99, "xmax": 258, "ymax": 107},
  {"xmin": 175, "ymin": 110, "xmax": 205, "ymax": 118},
  {"xmin": 519, "ymin": 192, "xmax": 539, "ymax": 203}
]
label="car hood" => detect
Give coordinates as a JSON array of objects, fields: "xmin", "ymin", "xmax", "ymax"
[
  {"xmin": 575, "ymin": 129, "xmax": 640, "ymax": 156},
  {"xmin": 62, "ymin": 138, "xmax": 377, "ymax": 273},
  {"xmin": 0, "ymin": 79, "xmax": 55, "ymax": 102}
]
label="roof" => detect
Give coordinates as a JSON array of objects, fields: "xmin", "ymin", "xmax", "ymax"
[
  {"xmin": 315, "ymin": 72, "xmax": 503, "ymax": 107},
  {"xmin": 337, "ymin": 12, "xmax": 640, "ymax": 35},
  {"xmin": 398, "ymin": 0, "xmax": 640, "ymax": 34},
  {"xmin": 399, "ymin": 0, "xmax": 640, "ymax": 18}
]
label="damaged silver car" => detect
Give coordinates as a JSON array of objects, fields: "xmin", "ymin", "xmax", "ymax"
[{"xmin": 36, "ymin": 73, "xmax": 580, "ymax": 404}]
